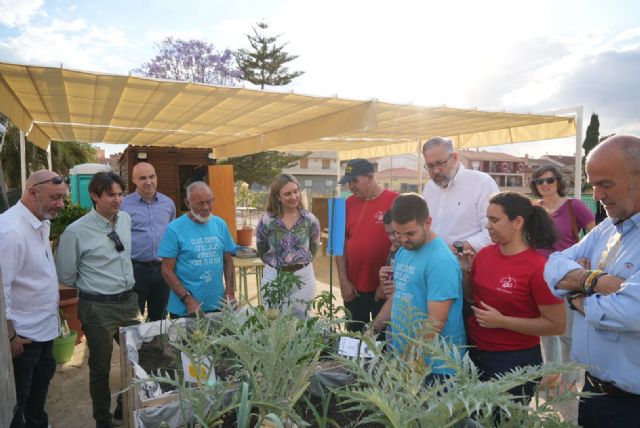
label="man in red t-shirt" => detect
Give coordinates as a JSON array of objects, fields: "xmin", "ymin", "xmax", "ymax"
[{"xmin": 336, "ymin": 159, "xmax": 398, "ymax": 331}]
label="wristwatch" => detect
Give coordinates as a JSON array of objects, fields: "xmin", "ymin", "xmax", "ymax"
[{"xmin": 180, "ymin": 291, "xmax": 192, "ymax": 303}]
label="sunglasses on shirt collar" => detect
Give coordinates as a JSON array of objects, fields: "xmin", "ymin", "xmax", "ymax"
[{"xmin": 107, "ymin": 230, "xmax": 125, "ymax": 252}]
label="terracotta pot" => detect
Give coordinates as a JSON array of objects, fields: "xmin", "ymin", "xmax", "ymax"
[
  {"xmin": 236, "ymin": 227, "xmax": 254, "ymax": 246},
  {"xmin": 59, "ymin": 287, "xmax": 83, "ymax": 344}
]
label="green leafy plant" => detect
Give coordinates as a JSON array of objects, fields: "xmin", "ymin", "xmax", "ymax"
[
  {"xmin": 261, "ymin": 270, "xmax": 303, "ymax": 311},
  {"xmin": 125, "ymin": 301, "xmax": 581, "ymax": 427},
  {"xmin": 50, "ymin": 201, "xmax": 88, "ymax": 242}
]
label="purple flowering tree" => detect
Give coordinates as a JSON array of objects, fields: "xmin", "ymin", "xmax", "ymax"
[{"xmin": 132, "ymin": 37, "xmax": 242, "ymax": 86}]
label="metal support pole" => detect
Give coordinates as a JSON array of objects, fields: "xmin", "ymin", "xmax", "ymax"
[
  {"xmin": 20, "ymin": 129, "xmax": 26, "ymax": 194},
  {"xmin": 47, "ymin": 143, "xmax": 53, "ymax": 170},
  {"xmin": 573, "ymin": 106, "xmax": 584, "ymax": 199}
]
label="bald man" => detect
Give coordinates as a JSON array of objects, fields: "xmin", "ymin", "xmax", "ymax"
[
  {"xmin": 545, "ymin": 135, "xmax": 640, "ymax": 427},
  {"xmin": 1, "ymin": 170, "xmax": 68, "ymax": 428},
  {"xmin": 121, "ymin": 162, "xmax": 176, "ymax": 321}
]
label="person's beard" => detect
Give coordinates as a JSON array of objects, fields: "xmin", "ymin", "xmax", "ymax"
[
  {"xmin": 190, "ymin": 209, "xmax": 211, "ymax": 223},
  {"xmin": 434, "ymin": 164, "xmax": 459, "ymax": 188}
]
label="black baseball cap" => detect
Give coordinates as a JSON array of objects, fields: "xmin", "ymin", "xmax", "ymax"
[{"xmin": 339, "ymin": 158, "xmax": 374, "ymax": 184}]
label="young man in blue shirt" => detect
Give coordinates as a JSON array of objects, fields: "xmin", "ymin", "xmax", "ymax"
[{"xmin": 372, "ymin": 193, "xmax": 466, "ymax": 381}]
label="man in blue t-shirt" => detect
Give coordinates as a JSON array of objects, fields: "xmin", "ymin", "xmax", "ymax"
[
  {"xmin": 159, "ymin": 181, "xmax": 236, "ymax": 317},
  {"xmin": 372, "ymin": 193, "xmax": 466, "ymax": 378}
]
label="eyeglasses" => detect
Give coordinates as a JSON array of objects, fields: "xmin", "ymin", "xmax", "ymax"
[
  {"xmin": 32, "ymin": 176, "xmax": 69, "ymax": 186},
  {"xmin": 424, "ymin": 154, "xmax": 453, "ymax": 171},
  {"xmin": 532, "ymin": 177, "xmax": 557, "ymax": 186},
  {"xmin": 107, "ymin": 230, "xmax": 125, "ymax": 252}
]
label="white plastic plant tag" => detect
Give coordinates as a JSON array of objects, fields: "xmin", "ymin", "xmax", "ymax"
[
  {"xmin": 337, "ymin": 337, "xmax": 380, "ymax": 358},
  {"xmin": 181, "ymin": 352, "xmax": 216, "ymax": 385}
]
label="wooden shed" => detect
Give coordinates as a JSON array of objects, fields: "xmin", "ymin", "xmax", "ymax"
[{"xmin": 120, "ymin": 146, "xmax": 213, "ymax": 212}]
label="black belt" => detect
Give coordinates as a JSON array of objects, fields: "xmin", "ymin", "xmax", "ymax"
[
  {"xmin": 132, "ymin": 259, "xmax": 161, "ymax": 266},
  {"xmin": 586, "ymin": 372, "xmax": 640, "ymax": 399},
  {"xmin": 279, "ymin": 263, "xmax": 309, "ymax": 273},
  {"xmin": 79, "ymin": 290, "xmax": 134, "ymax": 303}
]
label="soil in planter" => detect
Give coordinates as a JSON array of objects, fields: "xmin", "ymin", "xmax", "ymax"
[
  {"xmin": 137, "ymin": 335, "xmax": 236, "ymax": 392},
  {"xmin": 300, "ymin": 394, "xmax": 384, "ymax": 428},
  {"xmin": 137, "ymin": 335, "xmax": 180, "ymax": 391}
]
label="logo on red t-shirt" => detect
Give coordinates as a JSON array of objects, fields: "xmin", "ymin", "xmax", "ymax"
[
  {"xmin": 374, "ymin": 210, "xmax": 385, "ymax": 223},
  {"xmin": 498, "ymin": 275, "xmax": 516, "ymax": 293}
]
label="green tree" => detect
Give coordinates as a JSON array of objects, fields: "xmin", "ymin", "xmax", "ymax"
[
  {"xmin": 235, "ymin": 21, "xmax": 304, "ymax": 89},
  {"xmin": 217, "ymin": 151, "xmax": 307, "ymax": 186},
  {"xmin": 582, "ymin": 113, "xmax": 600, "ymax": 157},
  {"xmin": 0, "ymin": 121, "xmax": 96, "ymax": 189}
]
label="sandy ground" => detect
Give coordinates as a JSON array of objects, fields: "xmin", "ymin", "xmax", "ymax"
[{"xmin": 46, "ymin": 252, "xmax": 579, "ymax": 427}]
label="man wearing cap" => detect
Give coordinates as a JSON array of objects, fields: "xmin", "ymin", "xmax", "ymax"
[
  {"xmin": 1, "ymin": 170, "xmax": 67, "ymax": 428},
  {"xmin": 56, "ymin": 172, "xmax": 141, "ymax": 428},
  {"xmin": 421, "ymin": 136, "xmax": 498, "ymax": 254},
  {"xmin": 336, "ymin": 159, "xmax": 397, "ymax": 332},
  {"xmin": 121, "ymin": 162, "xmax": 176, "ymax": 321}
]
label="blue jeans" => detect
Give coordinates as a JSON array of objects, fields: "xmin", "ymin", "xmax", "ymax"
[
  {"xmin": 11, "ymin": 339, "xmax": 56, "ymax": 428},
  {"xmin": 468, "ymin": 345, "xmax": 542, "ymax": 405}
]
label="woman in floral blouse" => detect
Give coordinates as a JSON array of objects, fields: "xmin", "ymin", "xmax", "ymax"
[{"xmin": 256, "ymin": 174, "xmax": 321, "ymax": 317}]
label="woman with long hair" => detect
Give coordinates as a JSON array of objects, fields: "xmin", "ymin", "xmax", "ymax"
[
  {"xmin": 461, "ymin": 192, "xmax": 565, "ymax": 404},
  {"xmin": 256, "ymin": 174, "xmax": 321, "ymax": 317},
  {"xmin": 530, "ymin": 165, "xmax": 595, "ymax": 391}
]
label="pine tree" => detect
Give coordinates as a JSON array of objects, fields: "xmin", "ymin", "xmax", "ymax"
[{"xmin": 235, "ymin": 21, "xmax": 304, "ymax": 89}]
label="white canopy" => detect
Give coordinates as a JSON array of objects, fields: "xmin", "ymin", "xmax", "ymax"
[{"xmin": 0, "ymin": 61, "xmax": 576, "ymax": 161}]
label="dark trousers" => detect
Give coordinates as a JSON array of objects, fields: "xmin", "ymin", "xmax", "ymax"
[
  {"xmin": 132, "ymin": 262, "xmax": 170, "ymax": 321},
  {"xmin": 11, "ymin": 340, "xmax": 56, "ymax": 428},
  {"xmin": 579, "ymin": 375, "xmax": 640, "ymax": 428},
  {"xmin": 468, "ymin": 345, "xmax": 542, "ymax": 405},
  {"xmin": 344, "ymin": 291, "xmax": 385, "ymax": 332},
  {"xmin": 78, "ymin": 294, "xmax": 140, "ymax": 426}
]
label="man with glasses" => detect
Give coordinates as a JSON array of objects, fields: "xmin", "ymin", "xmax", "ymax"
[
  {"xmin": 1, "ymin": 170, "xmax": 67, "ymax": 428},
  {"xmin": 121, "ymin": 162, "xmax": 176, "ymax": 321},
  {"xmin": 55, "ymin": 171, "xmax": 141, "ymax": 428},
  {"xmin": 421, "ymin": 136, "xmax": 499, "ymax": 254}
]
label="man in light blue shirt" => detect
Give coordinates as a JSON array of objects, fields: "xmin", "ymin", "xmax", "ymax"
[
  {"xmin": 372, "ymin": 193, "xmax": 466, "ymax": 382},
  {"xmin": 544, "ymin": 135, "xmax": 640, "ymax": 427},
  {"xmin": 56, "ymin": 172, "xmax": 141, "ymax": 428},
  {"xmin": 159, "ymin": 181, "xmax": 236, "ymax": 317},
  {"xmin": 121, "ymin": 162, "xmax": 176, "ymax": 321}
]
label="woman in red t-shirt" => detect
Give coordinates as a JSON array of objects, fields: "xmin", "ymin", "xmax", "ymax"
[{"xmin": 460, "ymin": 192, "xmax": 565, "ymax": 404}]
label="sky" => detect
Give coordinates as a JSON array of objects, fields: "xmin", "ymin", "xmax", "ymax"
[{"xmin": 1, "ymin": 0, "xmax": 639, "ymax": 157}]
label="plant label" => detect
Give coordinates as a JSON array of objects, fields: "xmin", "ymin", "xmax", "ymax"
[{"xmin": 181, "ymin": 352, "xmax": 216, "ymax": 385}]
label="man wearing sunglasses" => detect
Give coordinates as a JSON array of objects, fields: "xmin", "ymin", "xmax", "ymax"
[
  {"xmin": 1, "ymin": 170, "xmax": 67, "ymax": 428},
  {"xmin": 55, "ymin": 171, "xmax": 141, "ymax": 428},
  {"xmin": 121, "ymin": 162, "xmax": 176, "ymax": 321},
  {"xmin": 421, "ymin": 136, "xmax": 499, "ymax": 254}
]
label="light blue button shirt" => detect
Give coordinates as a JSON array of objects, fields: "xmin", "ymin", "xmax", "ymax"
[
  {"xmin": 55, "ymin": 209, "xmax": 135, "ymax": 294},
  {"xmin": 544, "ymin": 212, "xmax": 640, "ymax": 394}
]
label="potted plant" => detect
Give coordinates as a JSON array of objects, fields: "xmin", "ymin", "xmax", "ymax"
[
  {"xmin": 52, "ymin": 309, "xmax": 78, "ymax": 364},
  {"xmin": 236, "ymin": 181, "xmax": 254, "ymax": 246}
]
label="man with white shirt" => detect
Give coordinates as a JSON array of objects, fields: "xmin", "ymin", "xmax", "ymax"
[
  {"xmin": 1, "ymin": 170, "xmax": 68, "ymax": 428},
  {"xmin": 421, "ymin": 136, "xmax": 499, "ymax": 253}
]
